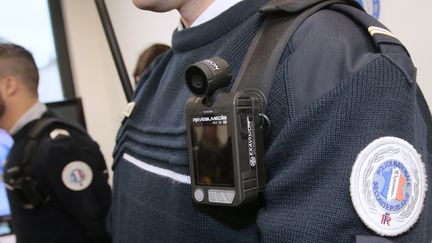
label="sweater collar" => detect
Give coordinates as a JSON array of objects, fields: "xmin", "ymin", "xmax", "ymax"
[
  {"xmin": 9, "ymin": 101, "xmax": 47, "ymax": 135},
  {"xmin": 172, "ymin": 0, "xmax": 269, "ymax": 53}
]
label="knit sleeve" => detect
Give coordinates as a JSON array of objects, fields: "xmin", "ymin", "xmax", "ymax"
[{"xmin": 256, "ymin": 54, "xmax": 431, "ymax": 242}]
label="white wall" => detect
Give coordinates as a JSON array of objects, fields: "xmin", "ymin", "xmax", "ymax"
[
  {"xmin": 60, "ymin": 0, "xmax": 178, "ymax": 181},
  {"xmin": 59, "ymin": 0, "xmax": 432, "ymax": 182},
  {"xmin": 380, "ymin": 0, "xmax": 432, "ymax": 106},
  {"xmin": 0, "ymin": 234, "xmax": 14, "ymax": 243}
]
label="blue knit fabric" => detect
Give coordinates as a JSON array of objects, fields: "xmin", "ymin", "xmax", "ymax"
[{"xmin": 110, "ymin": 0, "xmax": 431, "ymax": 242}]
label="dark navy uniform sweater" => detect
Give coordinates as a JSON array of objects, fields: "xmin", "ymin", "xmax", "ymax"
[
  {"xmin": 111, "ymin": 0, "xmax": 431, "ymax": 242},
  {"xmin": 5, "ymin": 111, "xmax": 112, "ymax": 243}
]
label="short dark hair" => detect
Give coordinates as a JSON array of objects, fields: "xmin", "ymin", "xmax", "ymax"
[
  {"xmin": 133, "ymin": 43, "xmax": 170, "ymax": 83},
  {"xmin": 0, "ymin": 43, "xmax": 39, "ymax": 94}
]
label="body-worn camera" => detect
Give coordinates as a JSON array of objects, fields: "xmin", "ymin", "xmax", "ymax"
[
  {"xmin": 4, "ymin": 167, "xmax": 48, "ymax": 209},
  {"xmin": 185, "ymin": 57, "xmax": 266, "ymax": 207}
]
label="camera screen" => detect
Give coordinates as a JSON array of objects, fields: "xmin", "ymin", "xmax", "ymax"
[{"xmin": 191, "ymin": 114, "xmax": 234, "ymax": 187}]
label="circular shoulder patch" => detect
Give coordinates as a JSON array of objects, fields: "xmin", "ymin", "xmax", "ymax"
[
  {"xmin": 350, "ymin": 137, "xmax": 427, "ymax": 236},
  {"xmin": 61, "ymin": 161, "xmax": 93, "ymax": 191}
]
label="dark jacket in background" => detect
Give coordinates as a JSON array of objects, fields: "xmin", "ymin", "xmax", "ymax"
[{"xmin": 6, "ymin": 111, "xmax": 112, "ymax": 243}]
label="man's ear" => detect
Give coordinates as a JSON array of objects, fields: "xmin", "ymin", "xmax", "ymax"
[{"xmin": 0, "ymin": 75, "xmax": 19, "ymax": 97}]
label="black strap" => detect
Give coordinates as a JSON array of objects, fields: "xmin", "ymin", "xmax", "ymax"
[
  {"xmin": 232, "ymin": 0, "xmax": 358, "ymax": 102},
  {"xmin": 20, "ymin": 118, "xmax": 85, "ymax": 170},
  {"xmin": 4, "ymin": 117, "xmax": 85, "ymax": 208},
  {"xmin": 259, "ymin": 0, "xmax": 360, "ymax": 13}
]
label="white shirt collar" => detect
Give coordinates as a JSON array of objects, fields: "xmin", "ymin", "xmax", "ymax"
[
  {"xmin": 9, "ymin": 101, "xmax": 47, "ymax": 135},
  {"xmin": 178, "ymin": 0, "xmax": 243, "ymax": 30}
]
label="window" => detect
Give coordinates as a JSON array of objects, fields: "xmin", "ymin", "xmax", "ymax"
[
  {"xmin": 0, "ymin": 0, "xmax": 75, "ymax": 102},
  {"xmin": 0, "ymin": 0, "xmax": 74, "ymax": 234}
]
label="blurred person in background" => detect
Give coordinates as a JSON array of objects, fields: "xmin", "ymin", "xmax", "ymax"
[
  {"xmin": 0, "ymin": 43, "xmax": 112, "ymax": 243},
  {"xmin": 133, "ymin": 43, "xmax": 170, "ymax": 86}
]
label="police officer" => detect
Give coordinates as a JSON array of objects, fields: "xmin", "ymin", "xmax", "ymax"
[
  {"xmin": 110, "ymin": 0, "xmax": 431, "ymax": 242},
  {"xmin": 0, "ymin": 43, "xmax": 111, "ymax": 243}
]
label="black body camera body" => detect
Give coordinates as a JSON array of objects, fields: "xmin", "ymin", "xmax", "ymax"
[
  {"xmin": 4, "ymin": 171, "xmax": 47, "ymax": 210},
  {"xmin": 185, "ymin": 57, "xmax": 266, "ymax": 207}
]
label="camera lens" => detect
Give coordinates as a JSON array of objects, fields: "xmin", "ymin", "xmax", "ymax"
[
  {"xmin": 186, "ymin": 67, "xmax": 208, "ymax": 95},
  {"xmin": 191, "ymin": 76, "xmax": 203, "ymax": 90},
  {"xmin": 185, "ymin": 57, "xmax": 231, "ymax": 97}
]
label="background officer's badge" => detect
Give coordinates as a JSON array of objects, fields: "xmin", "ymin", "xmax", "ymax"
[
  {"xmin": 61, "ymin": 161, "xmax": 93, "ymax": 191},
  {"xmin": 350, "ymin": 137, "xmax": 427, "ymax": 236}
]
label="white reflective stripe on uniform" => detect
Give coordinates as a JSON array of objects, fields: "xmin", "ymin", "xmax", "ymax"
[
  {"xmin": 123, "ymin": 153, "xmax": 191, "ymax": 184},
  {"xmin": 50, "ymin": 129, "xmax": 70, "ymax": 140},
  {"xmin": 368, "ymin": 26, "xmax": 398, "ymax": 40}
]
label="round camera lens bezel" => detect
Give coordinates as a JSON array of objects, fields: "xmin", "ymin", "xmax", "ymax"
[{"xmin": 186, "ymin": 66, "xmax": 208, "ymax": 96}]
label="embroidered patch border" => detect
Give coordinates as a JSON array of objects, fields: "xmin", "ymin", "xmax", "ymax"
[{"xmin": 350, "ymin": 137, "xmax": 427, "ymax": 236}]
